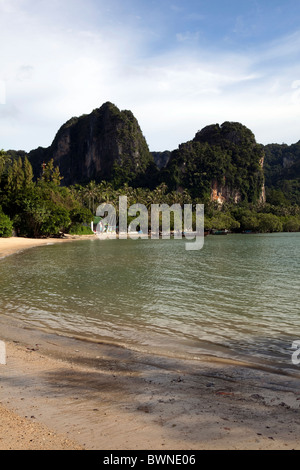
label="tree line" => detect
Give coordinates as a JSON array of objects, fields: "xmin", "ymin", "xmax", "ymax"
[
  {"xmin": 0, "ymin": 151, "xmax": 93, "ymax": 238},
  {"xmin": 1, "ymin": 150, "xmax": 300, "ymax": 238}
]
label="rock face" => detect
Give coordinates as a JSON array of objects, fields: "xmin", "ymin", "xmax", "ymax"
[
  {"xmin": 26, "ymin": 105, "xmax": 267, "ymax": 205},
  {"xmin": 163, "ymin": 121, "xmax": 266, "ymax": 204},
  {"xmin": 28, "ymin": 102, "xmax": 153, "ymax": 186},
  {"xmin": 210, "ymin": 179, "xmax": 241, "ymax": 205},
  {"xmin": 151, "ymin": 151, "xmax": 171, "ymax": 169},
  {"xmin": 205, "ymin": 123, "xmax": 266, "ymax": 204}
]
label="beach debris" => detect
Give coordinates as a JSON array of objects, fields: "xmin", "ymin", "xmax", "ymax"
[
  {"xmin": 279, "ymin": 402, "xmax": 290, "ymax": 409},
  {"xmin": 250, "ymin": 394, "xmax": 264, "ymax": 400},
  {"xmin": 171, "ymin": 376, "xmax": 183, "ymax": 383},
  {"xmin": 26, "ymin": 344, "xmax": 40, "ymax": 352},
  {"xmin": 216, "ymin": 390, "xmax": 234, "ymax": 396},
  {"xmin": 0, "ymin": 340, "xmax": 6, "ymax": 365},
  {"xmin": 137, "ymin": 404, "xmax": 151, "ymax": 413},
  {"xmin": 206, "ymin": 382, "xmax": 215, "ymax": 388}
]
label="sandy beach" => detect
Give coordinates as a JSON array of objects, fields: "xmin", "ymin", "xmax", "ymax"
[
  {"xmin": 1, "ymin": 237, "xmax": 300, "ymax": 450},
  {"xmin": 0, "ymin": 234, "xmax": 96, "ymax": 260}
]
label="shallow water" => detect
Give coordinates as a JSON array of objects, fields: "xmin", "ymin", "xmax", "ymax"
[{"xmin": 0, "ymin": 233, "xmax": 299, "ymax": 371}]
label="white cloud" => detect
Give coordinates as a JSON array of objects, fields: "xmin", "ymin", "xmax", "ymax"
[
  {"xmin": 0, "ymin": 0, "xmax": 300, "ymax": 153},
  {"xmin": 176, "ymin": 31, "xmax": 201, "ymax": 42}
]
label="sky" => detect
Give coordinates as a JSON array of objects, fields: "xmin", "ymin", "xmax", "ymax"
[{"xmin": 1, "ymin": 0, "xmax": 300, "ymax": 152}]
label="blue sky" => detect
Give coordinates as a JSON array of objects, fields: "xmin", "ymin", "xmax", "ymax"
[{"xmin": 1, "ymin": 0, "xmax": 300, "ymax": 152}]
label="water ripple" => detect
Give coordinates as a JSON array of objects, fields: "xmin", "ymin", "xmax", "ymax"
[{"xmin": 0, "ymin": 233, "xmax": 299, "ymax": 369}]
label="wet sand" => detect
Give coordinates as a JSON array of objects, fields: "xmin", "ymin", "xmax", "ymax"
[
  {"xmin": 1, "ymin": 237, "xmax": 300, "ymax": 450},
  {"xmin": 0, "ymin": 234, "xmax": 96, "ymax": 259}
]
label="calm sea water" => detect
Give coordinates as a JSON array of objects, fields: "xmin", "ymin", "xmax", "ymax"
[{"xmin": 0, "ymin": 233, "xmax": 299, "ymax": 371}]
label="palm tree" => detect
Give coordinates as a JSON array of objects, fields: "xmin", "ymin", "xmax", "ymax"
[
  {"xmin": 82, "ymin": 181, "xmax": 98, "ymax": 213},
  {"xmin": 98, "ymin": 181, "xmax": 114, "ymax": 203}
]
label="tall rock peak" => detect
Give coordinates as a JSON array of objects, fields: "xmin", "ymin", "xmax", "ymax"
[
  {"xmin": 28, "ymin": 102, "xmax": 153, "ymax": 186},
  {"xmin": 165, "ymin": 121, "xmax": 265, "ymax": 204}
]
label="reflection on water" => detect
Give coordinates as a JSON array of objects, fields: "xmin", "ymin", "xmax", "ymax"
[{"xmin": 0, "ymin": 233, "xmax": 299, "ymax": 370}]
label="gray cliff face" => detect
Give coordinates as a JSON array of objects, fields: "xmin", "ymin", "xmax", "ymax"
[
  {"xmin": 28, "ymin": 102, "xmax": 153, "ymax": 185},
  {"xmin": 151, "ymin": 151, "xmax": 171, "ymax": 169}
]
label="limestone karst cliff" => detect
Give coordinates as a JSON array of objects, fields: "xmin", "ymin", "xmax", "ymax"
[
  {"xmin": 28, "ymin": 102, "xmax": 153, "ymax": 186},
  {"xmin": 24, "ymin": 105, "xmax": 268, "ymax": 204},
  {"xmin": 161, "ymin": 121, "xmax": 266, "ymax": 204}
]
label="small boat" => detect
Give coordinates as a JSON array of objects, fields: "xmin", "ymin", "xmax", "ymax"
[{"xmin": 211, "ymin": 229, "xmax": 229, "ymax": 235}]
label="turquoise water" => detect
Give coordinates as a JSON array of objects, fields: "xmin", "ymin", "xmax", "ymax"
[{"xmin": 0, "ymin": 233, "xmax": 299, "ymax": 370}]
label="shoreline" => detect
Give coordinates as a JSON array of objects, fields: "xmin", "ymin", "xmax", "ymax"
[
  {"xmin": 1, "ymin": 237, "xmax": 300, "ymax": 449},
  {"xmin": 1, "ymin": 317, "xmax": 300, "ymax": 450},
  {"xmin": 0, "ymin": 235, "xmax": 95, "ymax": 450},
  {"xmin": 0, "ymin": 234, "xmax": 96, "ymax": 259}
]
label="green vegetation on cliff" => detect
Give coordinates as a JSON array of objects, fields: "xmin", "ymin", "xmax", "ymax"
[
  {"xmin": 28, "ymin": 102, "xmax": 154, "ymax": 187},
  {"xmin": 1, "ymin": 105, "xmax": 300, "ymax": 237},
  {"xmin": 161, "ymin": 122, "xmax": 265, "ymax": 203},
  {"xmin": 264, "ymin": 141, "xmax": 300, "ymax": 205}
]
